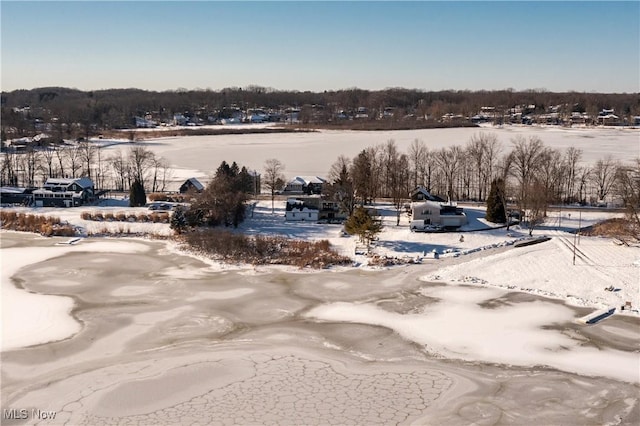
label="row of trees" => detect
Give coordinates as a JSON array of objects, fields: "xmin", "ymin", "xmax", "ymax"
[
  {"xmin": 0, "ymin": 143, "xmax": 172, "ymax": 194},
  {"xmin": 311, "ymin": 135, "xmax": 638, "ymax": 230},
  {"xmin": 3, "ymin": 86, "xmax": 638, "ymax": 138}
]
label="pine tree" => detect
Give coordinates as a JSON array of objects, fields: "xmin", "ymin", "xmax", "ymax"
[
  {"xmin": 344, "ymin": 206, "xmax": 382, "ymax": 248},
  {"xmin": 170, "ymin": 208, "xmax": 187, "ymax": 234},
  {"xmin": 486, "ymin": 178, "xmax": 506, "ymax": 223},
  {"xmin": 129, "ymin": 179, "xmax": 147, "ymax": 207}
]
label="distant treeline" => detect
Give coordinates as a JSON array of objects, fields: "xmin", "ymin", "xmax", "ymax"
[{"xmin": 1, "ymin": 86, "xmax": 638, "ymax": 139}]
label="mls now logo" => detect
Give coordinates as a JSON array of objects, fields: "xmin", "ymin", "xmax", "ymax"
[
  {"xmin": 3, "ymin": 408, "xmax": 57, "ymax": 420},
  {"xmin": 3, "ymin": 409, "xmax": 28, "ymax": 420}
]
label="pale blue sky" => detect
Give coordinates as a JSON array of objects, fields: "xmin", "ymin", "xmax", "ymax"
[{"xmin": 2, "ymin": 1, "xmax": 639, "ymax": 93}]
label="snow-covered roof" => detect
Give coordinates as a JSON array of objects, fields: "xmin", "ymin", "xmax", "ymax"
[
  {"xmin": 0, "ymin": 186, "xmax": 27, "ymax": 194},
  {"xmin": 184, "ymin": 177, "xmax": 204, "ymax": 191},
  {"xmin": 44, "ymin": 177, "xmax": 94, "ymax": 189},
  {"xmin": 288, "ymin": 176, "xmax": 326, "ymax": 185}
]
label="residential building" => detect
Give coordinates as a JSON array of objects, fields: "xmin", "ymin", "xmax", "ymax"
[
  {"xmin": 282, "ymin": 176, "xmax": 326, "ymax": 195},
  {"xmin": 410, "ymin": 200, "xmax": 467, "ymax": 229},
  {"xmin": 285, "ymin": 196, "xmax": 347, "ymax": 222},
  {"xmin": 179, "ymin": 177, "xmax": 205, "ymax": 194},
  {"xmin": 32, "ymin": 177, "xmax": 95, "ymax": 207}
]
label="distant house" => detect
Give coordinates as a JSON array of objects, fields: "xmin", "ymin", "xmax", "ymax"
[
  {"xmin": 179, "ymin": 177, "xmax": 205, "ymax": 194},
  {"xmin": 32, "ymin": 177, "xmax": 94, "ymax": 207},
  {"xmin": 133, "ymin": 116, "xmax": 157, "ymax": 128},
  {"xmin": 411, "ymin": 200, "xmax": 467, "ymax": 229},
  {"xmin": 410, "ymin": 187, "xmax": 446, "ymax": 203},
  {"xmin": 597, "ymin": 109, "xmax": 620, "ymax": 126},
  {"xmin": 282, "ymin": 176, "xmax": 326, "ymax": 195}
]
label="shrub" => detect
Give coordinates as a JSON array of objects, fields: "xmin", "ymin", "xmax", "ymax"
[
  {"xmin": 116, "ymin": 212, "xmax": 127, "ymax": 221},
  {"xmin": 81, "ymin": 211, "xmax": 92, "ymax": 220},
  {"xmin": 104, "ymin": 212, "xmax": 115, "ymax": 221},
  {"xmin": 0, "ymin": 211, "xmax": 74, "ymax": 237},
  {"xmin": 94, "ymin": 212, "xmax": 104, "ymax": 221},
  {"xmin": 148, "ymin": 193, "xmax": 169, "ymax": 202},
  {"xmin": 179, "ymin": 229, "xmax": 350, "ymax": 269}
]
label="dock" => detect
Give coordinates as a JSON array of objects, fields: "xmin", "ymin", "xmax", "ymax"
[{"xmin": 578, "ymin": 307, "xmax": 616, "ymax": 325}]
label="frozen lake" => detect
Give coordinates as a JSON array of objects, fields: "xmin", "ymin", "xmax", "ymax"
[
  {"xmin": 1, "ymin": 232, "xmax": 638, "ymax": 424},
  {"xmin": 103, "ymin": 125, "xmax": 640, "ymax": 179}
]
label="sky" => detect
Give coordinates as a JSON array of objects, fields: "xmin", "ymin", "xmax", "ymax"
[{"xmin": 1, "ymin": 1, "xmax": 639, "ymax": 93}]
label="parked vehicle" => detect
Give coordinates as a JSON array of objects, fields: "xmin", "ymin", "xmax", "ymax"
[{"xmin": 410, "ymin": 220, "xmax": 441, "ymax": 232}]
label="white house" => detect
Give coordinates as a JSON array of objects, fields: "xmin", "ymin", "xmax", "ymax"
[
  {"xmin": 285, "ymin": 198, "xmax": 319, "ymax": 221},
  {"xmin": 411, "ymin": 200, "xmax": 467, "ymax": 230}
]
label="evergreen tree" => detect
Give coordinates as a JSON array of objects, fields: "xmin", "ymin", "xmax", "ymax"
[
  {"xmin": 344, "ymin": 206, "xmax": 382, "ymax": 248},
  {"xmin": 186, "ymin": 160, "xmax": 250, "ymax": 228},
  {"xmin": 129, "ymin": 179, "xmax": 147, "ymax": 207},
  {"xmin": 170, "ymin": 208, "xmax": 187, "ymax": 234},
  {"xmin": 486, "ymin": 178, "xmax": 507, "ymax": 223}
]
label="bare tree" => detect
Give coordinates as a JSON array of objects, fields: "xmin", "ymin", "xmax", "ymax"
[
  {"xmin": 408, "ymin": 138, "xmax": 427, "ymax": 189},
  {"xmin": 54, "ymin": 147, "xmax": 66, "ymax": 178},
  {"xmin": 466, "ymin": 133, "xmax": 486, "ymax": 200},
  {"xmin": 128, "ymin": 146, "xmax": 154, "ymax": 188},
  {"xmin": 537, "ymin": 147, "xmax": 564, "ymax": 213},
  {"xmin": 436, "ymin": 146, "xmax": 462, "ymax": 201},
  {"xmin": 1, "ymin": 151, "xmax": 18, "ymax": 186},
  {"xmin": 563, "ymin": 147, "xmax": 582, "ymax": 203},
  {"xmin": 21, "ymin": 146, "xmax": 41, "ymax": 187},
  {"xmin": 78, "ymin": 140, "xmax": 96, "ymax": 179},
  {"xmin": 64, "ymin": 145, "xmax": 82, "ymax": 178},
  {"xmin": 510, "ymin": 135, "xmax": 544, "ymax": 210},
  {"xmin": 590, "ymin": 155, "xmax": 619, "ymax": 202},
  {"xmin": 525, "ymin": 178, "xmax": 548, "ymax": 236},
  {"xmin": 467, "ymin": 132, "xmax": 500, "ymax": 200},
  {"xmin": 390, "ymin": 153, "xmax": 410, "ymax": 225},
  {"xmin": 109, "ymin": 151, "xmax": 129, "ymax": 191},
  {"xmin": 482, "ymin": 133, "xmax": 501, "ymax": 187},
  {"xmin": 263, "ymin": 158, "xmax": 285, "ymax": 213},
  {"xmin": 40, "ymin": 146, "xmax": 57, "ymax": 179}
]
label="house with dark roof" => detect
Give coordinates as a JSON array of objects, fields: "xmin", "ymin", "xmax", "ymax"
[
  {"xmin": 179, "ymin": 178, "xmax": 205, "ymax": 194},
  {"xmin": 282, "ymin": 176, "xmax": 326, "ymax": 195},
  {"xmin": 410, "ymin": 187, "xmax": 446, "ymax": 202},
  {"xmin": 32, "ymin": 177, "xmax": 94, "ymax": 207},
  {"xmin": 0, "ymin": 186, "xmax": 34, "ymax": 205}
]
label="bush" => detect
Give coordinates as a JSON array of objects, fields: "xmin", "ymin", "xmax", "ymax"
[
  {"xmin": 179, "ymin": 229, "xmax": 350, "ymax": 269},
  {"xmin": 81, "ymin": 211, "xmax": 92, "ymax": 220},
  {"xmin": 0, "ymin": 211, "xmax": 74, "ymax": 237},
  {"xmin": 148, "ymin": 193, "xmax": 169, "ymax": 202}
]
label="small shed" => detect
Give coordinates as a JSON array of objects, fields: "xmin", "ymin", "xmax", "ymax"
[{"xmin": 179, "ymin": 178, "xmax": 205, "ymax": 194}]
